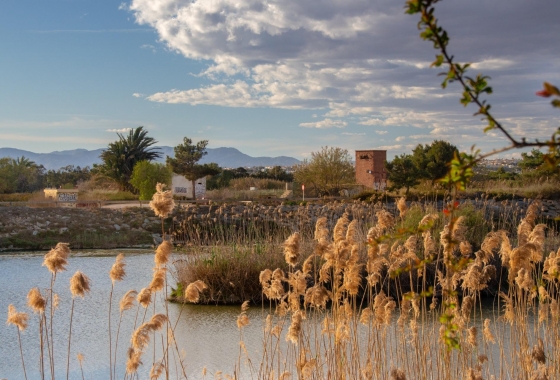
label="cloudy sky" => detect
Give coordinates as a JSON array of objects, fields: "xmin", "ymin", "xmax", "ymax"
[{"xmin": 1, "ymin": 0, "xmax": 559, "ymax": 160}]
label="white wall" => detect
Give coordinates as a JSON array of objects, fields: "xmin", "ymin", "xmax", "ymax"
[{"xmin": 171, "ymin": 174, "xmax": 206, "ymax": 199}]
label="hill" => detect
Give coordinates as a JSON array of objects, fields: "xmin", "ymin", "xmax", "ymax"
[{"xmin": 0, "ymin": 146, "xmax": 300, "ymax": 170}]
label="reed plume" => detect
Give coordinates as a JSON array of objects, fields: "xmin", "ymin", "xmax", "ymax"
[
  {"xmin": 68, "ymin": 271, "xmax": 91, "ymax": 380},
  {"xmin": 149, "ymin": 267, "xmax": 166, "ymax": 292},
  {"xmin": 396, "ymin": 197, "xmax": 408, "ymax": 217},
  {"xmin": 126, "ymin": 347, "xmax": 143, "ymax": 374},
  {"xmin": 314, "ymin": 217, "xmax": 329, "ymax": 242},
  {"xmin": 155, "ymin": 240, "xmax": 173, "ymax": 267},
  {"xmin": 119, "ymin": 290, "xmax": 138, "ymax": 311},
  {"xmin": 7, "ymin": 304, "xmax": 28, "ymax": 331},
  {"xmin": 7, "ymin": 304, "xmax": 29, "ymax": 380},
  {"xmin": 150, "ymin": 360, "xmax": 165, "ymax": 379},
  {"xmin": 286, "ymin": 310, "xmax": 303, "ymax": 344},
  {"xmin": 27, "ymin": 287, "xmax": 46, "ymax": 314},
  {"xmin": 70, "ymin": 271, "xmax": 91, "ymax": 298},
  {"xmin": 108, "ymin": 253, "xmax": 125, "ymax": 380},
  {"xmin": 137, "ymin": 287, "xmax": 152, "ymax": 308},
  {"xmin": 150, "ymin": 183, "xmax": 175, "ymax": 218},
  {"xmin": 132, "ymin": 314, "xmax": 168, "ymax": 351},
  {"xmin": 237, "ymin": 301, "xmax": 250, "ymax": 329},
  {"xmin": 43, "ymin": 243, "xmax": 70, "ymax": 274},
  {"xmin": 109, "ymin": 253, "xmax": 126, "ymax": 283},
  {"xmin": 185, "ymin": 280, "xmax": 208, "ymax": 303},
  {"xmin": 284, "ymin": 232, "xmax": 301, "ymax": 267}
]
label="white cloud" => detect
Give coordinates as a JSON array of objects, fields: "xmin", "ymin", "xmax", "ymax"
[
  {"xmin": 395, "ymin": 136, "xmax": 406, "ymax": 142},
  {"xmin": 132, "ymin": 93, "xmax": 145, "ymax": 98},
  {"xmin": 128, "ymin": 0, "xmax": 560, "ymax": 156},
  {"xmin": 375, "ymin": 130, "xmax": 388, "ymax": 135},
  {"xmin": 140, "ymin": 44, "xmax": 156, "ymax": 53},
  {"xmin": 471, "ymin": 58, "xmax": 514, "ymax": 70},
  {"xmin": 299, "ymin": 118, "xmax": 347, "ymax": 129},
  {"xmin": 341, "ymin": 132, "xmax": 365, "ymax": 136},
  {"xmin": 106, "ymin": 128, "xmax": 133, "ymax": 133}
]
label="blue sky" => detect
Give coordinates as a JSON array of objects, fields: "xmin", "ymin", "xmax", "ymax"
[{"xmin": 1, "ymin": 0, "xmax": 559, "ymax": 160}]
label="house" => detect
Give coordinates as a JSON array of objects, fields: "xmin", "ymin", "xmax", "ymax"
[
  {"xmin": 355, "ymin": 150, "xmax": 387, "ymax": 190},
  {"xmin": 171, "ymin": 174, "xmax": 206, "ymax": 199}
]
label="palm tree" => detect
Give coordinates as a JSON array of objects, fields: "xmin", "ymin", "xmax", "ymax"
[{"xmin": 99, "ymin": 127, "xmax": 161, "ymax": 192}]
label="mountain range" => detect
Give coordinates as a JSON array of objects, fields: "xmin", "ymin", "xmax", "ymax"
[{"xmin": 0, "ymin": 147, "xmax": 300, "ymax": 170}]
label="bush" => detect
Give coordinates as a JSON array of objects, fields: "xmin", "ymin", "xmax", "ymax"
[{"xmin": 174, "ymin": 244, "xmax": 289, "ymax": 304}]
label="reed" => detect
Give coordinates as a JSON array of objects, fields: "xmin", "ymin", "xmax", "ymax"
[{"xmin": 4, "ymin": 192, "xmax": 560, "ymax": 379}]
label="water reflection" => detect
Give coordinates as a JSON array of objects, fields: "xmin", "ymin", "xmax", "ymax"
[{"xmin": 0, "ymin": 251, "xmax": 264, "ymax": 380}]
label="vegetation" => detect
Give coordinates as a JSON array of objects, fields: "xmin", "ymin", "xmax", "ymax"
[
  {"xmin": 385, "ymin": 140, "xmax": 458, "ymax": 194},
  {"xmin": 207, "ymin": 166, "xmax": 293, "ymax": 190},
  {"xmin": 0, "ymin": 156, "xmax": 45, "ymax": 194},
  {"xmin": 385, "ymin": 153, "xmax": 421, "ymax": 194},
  {"xmin": 99, "ymin": 127, "xmax": 162, "ymax": 192},
  {"xmin": 412, "ymin": 140, "xmax": 458, "ymax": 184},
  {"xmin": 293, "ymin": 146, "xmax": 355, "ymax": 197},
  {"xmin": 130, "ymin": 161, "xmax": 172, "ymax": 200},
  {"xmin": 166, "ymin": 137, "xmax": 220, "ymax": 199},
  {"xmin": 45, "ymin": 165, "xmax": 92, "ymax": 189},
  {"xmin": 6, "ymin": 198, "xmax": 560, "ymax": 379}
]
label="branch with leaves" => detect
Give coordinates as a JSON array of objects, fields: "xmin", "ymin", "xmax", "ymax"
[{"xmin": 405, "ymin": 0, "xmax": 560, "ymax": 191}]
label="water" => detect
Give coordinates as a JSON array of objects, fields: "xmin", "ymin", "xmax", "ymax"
[
  {"xmin": 0, "ymin": 251, "xmax": 547, "ymax": 380},
  {"xmin": 0, "ymin": 251, "xmax": 265, "ymax": 380}
]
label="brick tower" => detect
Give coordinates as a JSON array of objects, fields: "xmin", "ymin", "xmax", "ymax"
[{"xmin": 355, "ymin": 150, "xmax": 387, "ymax": 190}]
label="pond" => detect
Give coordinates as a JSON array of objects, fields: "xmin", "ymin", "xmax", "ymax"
[
  {"xmin": 0, "ymin": 250, "xmax": 266, "ymax": 380},
  {"xmin": 0, "ymin": 250, "xmax": 547, "ymax": 380}
]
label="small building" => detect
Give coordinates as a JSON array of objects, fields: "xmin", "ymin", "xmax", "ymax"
[
  {"xmin": 355, "ymin": 150, "xmax": 387, "ymax": 190},
  {"xmin": 44, "ymin": 188, "xmax": 79, "ymax": 207},
  {"xmin": 171, "ymin": 174, "xmax": 206, "ymax": 199}
]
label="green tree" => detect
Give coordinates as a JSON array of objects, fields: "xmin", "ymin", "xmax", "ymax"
[
  {"xmin": 166, "ymin": 137, "xmax": 221, "ymax": 199},
  {"xmin": 0, "ymin": 156, "xmax": 45, "ymax": 193},
  {"xmin": 130, "ymin": 161, "xmax": 172, "ymax": 200},
  {"xmin": 99, "ymin": 127, "xmax": 161, "ymax": 192},
  {"xmin": 293, "ymin": 146, "xmax": 355, "ymax": 197},
  {"xmin": 385, "ymin": 154, "xmax": 421, "ymax": 194},
  {"xmin": 412, "ymin": 140, "xmax": 458, "ymax": 184},
  {"xmin": 45, "ymin": 165, "xmax": 91, "ymax": 189}
]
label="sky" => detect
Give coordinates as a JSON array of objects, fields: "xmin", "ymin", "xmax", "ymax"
[{"xmin": 1, "ymin": 0, "xmax": 559, "ymax": 161}]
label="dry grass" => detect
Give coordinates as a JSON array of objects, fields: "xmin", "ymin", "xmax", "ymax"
[{"xmin": 5, "ymin": 194, "xmax": 560, "ymax": 379}]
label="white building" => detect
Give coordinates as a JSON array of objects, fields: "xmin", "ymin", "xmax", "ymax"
[{"xmin": 171, "ymin": 174, "xmax": 206, "ymax": 199}]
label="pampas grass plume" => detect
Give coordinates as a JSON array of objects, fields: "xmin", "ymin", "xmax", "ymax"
[
  {"xmin": 6, "ymin": 304, "xmax": 28, "ymax": 331},
  {"xmin": 149, "ymin": 267, "xmax": 166, "ymax": 292},
  {"xmin": 110, "ymin": 253, "xmax": 126, "ymax": 283},
  {"xmin": 27, "ymin": 287, "xmax": 46, "ymax": 314},
  {"xmin": 137, "ymin": 287, "xmax": 152, "ymax": 308},
  {"xmin": 70, "ymin": 271, "xmax": 91, "ymax": 298},
  {"xmin": 155, "ymin": 240, "xmax": 173, "ymax": 267},
  {"xmin": 284, "ymin": 232, "xmax": 301, "ymax": 267},
  {"xmin": 150, "ymin": 360, "xmax": 165, "ymax": 379},
  {"xmin": 150, "ymin": 183, "xmax": 175, "ymax": 219},
  {"xmin": 185, "ymin": 280, "xmax": 207, "ymax": 303},
  {"xmin": 43, "ymin": 243, "xmax": 70, "ymax": 274},
  {"xmin": 120, "ymin": 290, "xmax": 138, "ymax": 311}
]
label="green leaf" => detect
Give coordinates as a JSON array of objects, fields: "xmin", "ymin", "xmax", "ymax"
[
  {"xmin": 552, "ymin": 99, "xmax": 560, "ymax": 108},
  {"xmin": 431, "ymin": 54, "xmax": 444, "ymax": 67}
]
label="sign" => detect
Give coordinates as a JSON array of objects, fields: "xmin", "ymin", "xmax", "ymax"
[{"xmin": 57, "ymin": 192, "xmax": 78, "ymax": 202}]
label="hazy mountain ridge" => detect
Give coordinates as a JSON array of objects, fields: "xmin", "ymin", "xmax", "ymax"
[{"xmin": 0, "ymin": 147, "xmax": 300, "ymax": 170}]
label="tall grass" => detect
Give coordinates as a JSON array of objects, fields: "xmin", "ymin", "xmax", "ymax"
[
  {"xmin": 5, "ymin": 193, "xmax": 560, "ymax": 379},
  {"xmin": 230, "ymin": 199, "xmax": 559, "ymax": 379}
]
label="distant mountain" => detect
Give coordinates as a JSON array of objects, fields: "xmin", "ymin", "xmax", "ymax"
[{"xmin": 0, "ymin": 146, "xmax": 300, "ymax": 170}]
